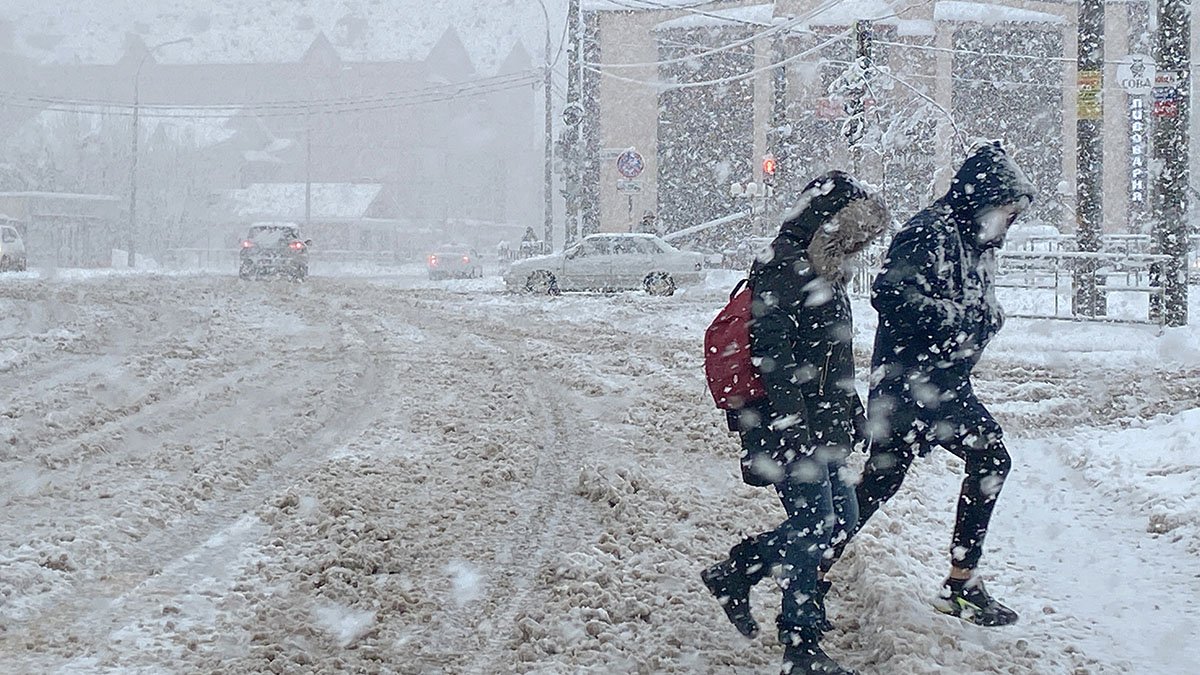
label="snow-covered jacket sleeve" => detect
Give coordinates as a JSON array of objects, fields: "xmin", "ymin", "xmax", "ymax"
[{"xmin": 871, "ymin": 224, "xmax": 966, "ymax": 344}]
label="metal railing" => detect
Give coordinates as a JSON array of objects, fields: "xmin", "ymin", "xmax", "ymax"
[
  {"xmin": 995, "ymin": 249, "xmax": 1172, "ymax": 326},
  {"xmin": 163, "ymin": 248, "xmax": 412, "ymax": 269},
  {"xmin": 848, "ymin": 248, "xmax": 1176, "ymax": 327}
]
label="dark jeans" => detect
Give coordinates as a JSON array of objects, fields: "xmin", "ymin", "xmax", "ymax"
[
  {"xmin": 848, "ymin": 431, "xmax": 1011, "ymax": 571},
  {"xmin": 751, "ymin": 451, "xmax": 859, "ymax": 640}
]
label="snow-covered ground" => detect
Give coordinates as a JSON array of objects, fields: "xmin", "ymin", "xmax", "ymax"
[{"xmin": 0, "ymin": 267, "xmax": 1197, "ymax": 674}]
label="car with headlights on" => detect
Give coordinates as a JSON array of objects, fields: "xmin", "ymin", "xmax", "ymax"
[{"xmin": 504, "ymin": 232, "xmax": 704, "ymax": 296}]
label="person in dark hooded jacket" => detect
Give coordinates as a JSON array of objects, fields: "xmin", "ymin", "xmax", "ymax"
[
  {"xmin": 829, "ymin": 141, "xmax": 1035, "ymax": 627},
  {"xmin": 702, "ymin": 171, "xmax": 889, "ymax": 675}
]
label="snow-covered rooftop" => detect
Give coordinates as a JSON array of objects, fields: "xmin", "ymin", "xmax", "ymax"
[
  {"xmin": 11, "ymin": 109, "xmax": 239, "ymax": 150},
  {"xmin": 0, "ymin": 191, "xmax": 120, "ymax": 201},
  {"xmin": 654, "ymin": 4, "xmax": 776, "ymax": 31},
  {"xmin": 0, "ymin": 0, "xmax": 557, "ymax": 72},
  {"xmin": 934, "ymin": 1, "xmax": 1067, "ymax": 25},
  {"xmin": 804, "ymin": 0, "xmax": 901, "ymax": 27},
  {"xmin": 584, "ymin": 0, "xmax": 722, "ymax": 12}
]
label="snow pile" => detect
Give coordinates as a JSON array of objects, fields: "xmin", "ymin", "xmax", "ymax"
[{"xmin": 1063, "ymin": 409, "xmax": 1200, "ymax": 554}]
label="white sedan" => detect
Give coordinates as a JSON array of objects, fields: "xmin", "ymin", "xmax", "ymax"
[{"xmin": 505, "ymin": 233, "xmax": 705, "ymax": 296}]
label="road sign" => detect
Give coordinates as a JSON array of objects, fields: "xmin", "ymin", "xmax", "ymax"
[
  {"xmin": 562, "ymin": 103, "xmax": 583, "ymax": 127},
  {"xmin": 616, "ymin": 150, "xmax": 645, "ymax": 179},
  {"xmin": 1117, "ymin": 54, "xmax": 1156, "ymax": 95},
  {"xmin": 617, "ymin": 179, "xmax": 642, "ymax": 194}
]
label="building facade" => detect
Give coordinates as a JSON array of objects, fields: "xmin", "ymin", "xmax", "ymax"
[
  {"xmin": 576, "ymin": 0, "xmax": 1174, "ymax": 249},
  {"xmin": 0, "ymin": 26, "xmax": 541, "ymax": 261}
]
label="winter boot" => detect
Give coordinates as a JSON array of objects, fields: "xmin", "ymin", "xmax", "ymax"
[
  {"xmin": 934, "ymin": 576, "xmax": 1019, "ymax": 626},
  {"xmin": 813, "ymin": 579, "xmax": 835, "ymax": 633},
  {"xmin": 701, "ymin": 537, "xmax": 765, "ymax": 638},
  {"xmin": 780, "ymin": 630, "xmax": 856, "ymax": 675}
]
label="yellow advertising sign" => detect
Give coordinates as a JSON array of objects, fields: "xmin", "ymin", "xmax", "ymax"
[{"xmin": 1078, "ymin": 70, "xmax": 1102, "ymax": 120}]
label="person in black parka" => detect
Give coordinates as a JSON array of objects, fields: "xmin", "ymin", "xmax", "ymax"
[
  {"xmin": 829, "ymin": 141, "xmax": 1035, "ymax": 627},
  {"xmin": 702, "ymin": 171, "xmax": 889, "ymax": 675}
]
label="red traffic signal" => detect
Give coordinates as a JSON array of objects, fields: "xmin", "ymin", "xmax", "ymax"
[{"xmin": 762, "ymin": 155, "xmax": 777, "ymax": 176}]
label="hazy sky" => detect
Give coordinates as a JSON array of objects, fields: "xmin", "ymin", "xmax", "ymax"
[{"xmin": 0, "ymin": 0, "xmax": 569, "ymax": 72}]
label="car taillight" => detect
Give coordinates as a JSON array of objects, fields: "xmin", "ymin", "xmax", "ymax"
[
  {"xmin": 241, "ymin": 240, "xmax": 255, "ymax": 248},
  {"xmin": 462, "ymin": 256, "xmax": 470, "ymax": 263},
  {"xmin": 428, "ymin": 255, "xmax": 438, "ymax": 266},
  {"xmin": 289, "ymin": 241, "xmax": 305, "ymax": 251}
]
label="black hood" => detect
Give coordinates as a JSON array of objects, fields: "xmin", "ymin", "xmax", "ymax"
[
  {"xmin": 943, "ymin": 141, "xmax": 1037, "ymax": 246},
  {"xmin": 775, "ymin": 170, "xmax": 890, "ymax": 280}
]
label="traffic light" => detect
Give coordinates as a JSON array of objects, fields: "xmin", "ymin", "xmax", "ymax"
[{"xmin": 762, "ymin": 154, "xmax": 777, "ymax": 177}]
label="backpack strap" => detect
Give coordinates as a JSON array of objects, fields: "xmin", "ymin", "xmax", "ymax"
[{"xmin": 730, "ymin": 277, "xmax": 750, "ymax": 301}]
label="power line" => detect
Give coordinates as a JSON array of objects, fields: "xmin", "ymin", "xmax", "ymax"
[
  {"xmin": 875, "ymin": 39, "xmax": 1142, "ymax": 66},
  {"xmin": 0, "ymin": 75, "xmax": 541, "ymax": 119},
  {"xmin": 0, "ymin": 71, "xmax": 540, "ymax": 118},
  {"xmin": 584, "ymin": 29, "xmax": 852, "ymax": 91},
  {"xmin": 600, "ymin": 0, "xmax": 780, "ymax": 30},
  {"xmin": 585, "ymin": 17, "xmax": 808, "ymax": 70},
  {"xmin": 7, "ymin": 71, "xmax": 540, "ymax": 112},
  {"xmin": 586, "ymin": 0, "xmax": 847, "ymax": 70},
  {"xmin": 824, "ymin": 59, "xmax": 1064, "ymax": 92}
]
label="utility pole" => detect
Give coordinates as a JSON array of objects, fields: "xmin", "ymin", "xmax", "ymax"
[
  {"xmin": 561, "ymin": 0, "xmax": 583, "ymax": 248},
  {"xmin": 305, "ymin": 108, "xmax": 312, "ymax": 228},
  {"xmin": 1075, "ymin": 0, "xmax": 1106, "ymax": 317},
  {"xmin": 767, "ymin": 30, "xmax": 789, "ymax": 234},
  {"xmin": 129, "ymin": 73, "xmax": 141, "ymax": 269},
  {"xmin": 543, "ymin": 54, "xmax": 554, "ymax": 249},
  {"xmin": 127, "ymin": 37, "xmax": 191, "ymax": 270},
  {"xmin": 535, "ymin": 0, "xmax": 555, "ymax": 250},
  {"xmin": 845, "ymin": 20, "xmax": 873, "ymax": 176},
  {"xmin": 1150, "ymin": 0, "xmax": 1191, "ymax": 326}
]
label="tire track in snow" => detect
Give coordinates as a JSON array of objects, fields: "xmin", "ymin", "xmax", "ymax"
[{"xmin": 0, "ymin": 279, "xmax": 396, "ymax": 669}]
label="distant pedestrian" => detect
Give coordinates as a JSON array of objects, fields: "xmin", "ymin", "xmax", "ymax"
[
  {"xmin": 521, "ymin": 226, "xmax": 540, "ymax": 257},
  {"xmin": 639, "ymin": 211, "xmax": 660, "ymax": 236},
  {"xmin": 828, "ymin": 141, "xmax": 1035, "ymax": 626},
  {"xmin": 702, "ymin": 171, "xmax": 889, "ymax": 675}
]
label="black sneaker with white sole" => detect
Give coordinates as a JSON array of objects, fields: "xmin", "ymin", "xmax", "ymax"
[{"xmin": 935, "ymin": 577, "xmax": 1019, "ymax": 626}]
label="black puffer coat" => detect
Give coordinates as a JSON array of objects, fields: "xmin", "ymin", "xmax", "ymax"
[
  {"xmin": 735, "ymin": 172, "xmax": 887, "ymax": 486},
  {"xmin": 868, "ymin": 142, "xmax": 1036, "ymax": 450}
]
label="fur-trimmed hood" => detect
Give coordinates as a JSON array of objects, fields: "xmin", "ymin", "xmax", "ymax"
[{"xmin": 775, "ymin": 171, "xmax": 890, "ymax": 281}]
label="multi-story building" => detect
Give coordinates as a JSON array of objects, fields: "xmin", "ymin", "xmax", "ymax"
[{"xmin": 575, "ymin": 0, "xmax": 1182, "ymax": 248}]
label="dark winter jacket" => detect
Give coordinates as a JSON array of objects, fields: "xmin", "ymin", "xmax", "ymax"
[
  {"xmin": 868, "ymin": 143, "xmax": 1036, "ymax": 448},
  {"xmin": 736, "ymin": 172, "xmax": 888, "ymax": 485}
]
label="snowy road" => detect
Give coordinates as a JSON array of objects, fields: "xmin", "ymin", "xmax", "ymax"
[{"xmin": 0, "ymin": 270, "xmax": 1197, "ymax": 674}]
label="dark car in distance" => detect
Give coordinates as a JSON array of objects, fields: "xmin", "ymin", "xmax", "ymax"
[{"xmin": 239, "ymin": 223, "xmax": 310, "ymax": 281}]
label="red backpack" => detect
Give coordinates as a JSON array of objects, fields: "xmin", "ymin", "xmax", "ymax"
[{"xmin": 704, "ymin": 279, "xmax": 766, "ymax": 409}]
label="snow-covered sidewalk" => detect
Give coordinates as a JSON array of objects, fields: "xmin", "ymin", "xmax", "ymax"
[{"xmin": 0, "ymin": 271, "xmax": 1195, "ymax": 673}]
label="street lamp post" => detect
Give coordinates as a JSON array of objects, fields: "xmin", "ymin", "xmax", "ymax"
[
  {"xmin": 533, "ymin": 0, "xmax": 555, "ymax": 250},
  {"xmin": 128, "ymin": 37, "xmax": 192, "ymax": 269}
]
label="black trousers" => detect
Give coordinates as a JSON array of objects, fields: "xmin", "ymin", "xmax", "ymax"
[{"xmin": 834, "ymin": 432, "xmax": 1011, "ymax": 571}]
